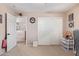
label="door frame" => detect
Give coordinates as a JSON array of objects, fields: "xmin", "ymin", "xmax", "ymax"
[{"xmin": 5, "ymin": 13, "xmax": 7, "ymax": 52}]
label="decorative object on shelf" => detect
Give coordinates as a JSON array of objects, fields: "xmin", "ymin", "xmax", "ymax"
[
  {"xmin": 64, "ymin": 31, "xmax": 73, "ymax": 40},
  {"xmin": 30, "ymin": 17, "xmax": 36, "ymax": 23},
  {"xmin": 0, "ymin": 14, "xmax": 2, "ymax": 23},
  {"xmin": 62, "ymin": 31, "xmax": 74, "ymax": 50}
]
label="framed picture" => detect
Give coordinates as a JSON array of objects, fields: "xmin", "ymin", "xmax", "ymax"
[
  {"xmin": 68, "ymin": 13, "xmax": 74, "ymax": 21},
  {"xmin": 0, "ymin": 15, "xmax": 2, "ymax": 23}
]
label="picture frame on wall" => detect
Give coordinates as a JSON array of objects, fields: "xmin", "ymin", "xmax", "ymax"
[
  {"xmin": 0, "ymin": 14, "xmax": 2, "ymax": 23},
  {"xmin": 68, "ymin": 13, "xmax": 74, "ymax": 21}
]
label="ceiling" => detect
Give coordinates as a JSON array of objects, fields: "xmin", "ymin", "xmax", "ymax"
[{"xmin": 5, "ymin": 3, "xmax": 78, "ymax": 13}]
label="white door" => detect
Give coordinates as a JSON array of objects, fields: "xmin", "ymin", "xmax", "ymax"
[
  {"xmin": 38, "ymin": 17, "xmax": 63, "ymax": 45},
  {"xmin": 7, "ymin": 13, "xmax": 16, "ymax": 52}
]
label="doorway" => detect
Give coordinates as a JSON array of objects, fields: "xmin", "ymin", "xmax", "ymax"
[{"xmin": 16, "ymin": 17, "xmax": 27, "ymax": 44}]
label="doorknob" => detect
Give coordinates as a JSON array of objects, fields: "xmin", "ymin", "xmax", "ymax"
[{"xmin": 7, "ymin": 33, "xmax": 10, "ymax": 35}]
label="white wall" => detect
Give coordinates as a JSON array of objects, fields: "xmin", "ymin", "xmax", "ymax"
[
  {"xmin": 25, "ymin": 13, "xmax": 64, "ymax": 46},
  {"xmin": 26, "ymin": 16, "xmax": 63, "ymax": 46},
  {"xmin": 63, "ymin": 5, "xmax": 79, "ymax": 32},
  {"xmin": 38, "ymin": 17, "xmax": 63, "ymax": 45}
]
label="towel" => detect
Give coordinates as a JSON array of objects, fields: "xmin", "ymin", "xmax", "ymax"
[{"xmin": 2, "ymin": 39, "xmax": 7, "ymax": 48}]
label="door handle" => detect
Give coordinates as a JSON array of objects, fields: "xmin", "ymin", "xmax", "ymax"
[{"xmin": 7, "ymin": 33, "xmax": 10, "ymax": 35}]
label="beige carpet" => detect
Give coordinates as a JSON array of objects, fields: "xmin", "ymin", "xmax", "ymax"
[{"xmin": 1, "ymin": 42, "xmax": 74, "ymax": 56}]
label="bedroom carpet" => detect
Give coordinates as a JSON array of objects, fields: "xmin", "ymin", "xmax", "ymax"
[{"xmin": 1, "ymin": 42, "xmax": 74, "ymax": 56}]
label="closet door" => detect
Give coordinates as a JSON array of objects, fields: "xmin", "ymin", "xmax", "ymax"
[
  {"xmin": 38, "ymin": 17, "xmax": 63, "ymax": 45},
  {"xmin": 6, "ymin": 13, "xmax": 16, "ymax": 52}
]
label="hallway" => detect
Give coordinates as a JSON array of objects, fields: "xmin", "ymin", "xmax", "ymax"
[{"xmin": 1, "ymin": 42, "xmax": 74, "ymax": 56}]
